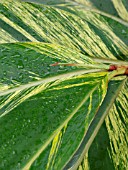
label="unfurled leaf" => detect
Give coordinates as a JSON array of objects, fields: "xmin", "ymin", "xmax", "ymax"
[
  {"xmin": 0, "ymin": 42, "xmax": 109, "ymax": 169},
  {"xmin": 78, "ymin": 77, "xmax": 128, "ymax": 170},
  {"xmin": 0, "ymin": 42, "xmax": 109, "ymax": 117},
  {"xmin": 1, "ymin": 0, "xmax": 128, "ymax": 60},
  {"xmin": 0, "ymin": 0, "xmax": 128, "ymax": 169}
]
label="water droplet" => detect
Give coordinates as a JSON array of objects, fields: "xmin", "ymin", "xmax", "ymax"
[
  {"xmin": 11, "ymin": 60, "xmax": 15, "ymax": 63},
  {"xmin": 12, "ymin": 150, "xmax": 16, "ymax": 155},
  {"xmin": 4, "ymin": 144, "xmax": 7, "ymax": 147},
  {"xmin": 18, "ymin": 65, "xmax": 24, "ymax": 69},
  {"xmin": 17, "ymin": 60, "xmax": 24, "ymax": 69},
  {"xmin": 12, "ymin": 135, "xmax": 15, "ymax": 139},
  {"xmin": 12, "ymin": 141, "xmax": 16, "ymax": 145},
  {"xmin": 28, "ymin": 119, "xmax": 31, "ymax": 123},
  {"xmin": 1, "ymin": 159, "xmax": 7, "ymax": 167},
  {"xmin": 3, "ymin": 71, "xmax": 7, "ymax": 76},
  {"xmin": 23, "ymin": 154, "xmax": 30, "ymax": 160},
  {"xmin": 122, "ymin": 29, "xmax": 126, "ymax": 34},
  {"xmin": 17, "ymin": 162, "xmax": 21, "ymax": 168},
  {"xmin": 65, "ymin": 108, "xmax": 69, "ymax": 111}
]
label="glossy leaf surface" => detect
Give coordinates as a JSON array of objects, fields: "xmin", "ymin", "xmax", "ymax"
[
  {"xmin": 0, "ymin": 42, "xmax": 108, "ymax": 117},
  {"xmin": 78, "ymin": 77, "xmax": 128, "ymax": 170},
  {"xmin": 0, "ymin": 42, "xmax": 109, "ymax": 169},
  {"xmin": 1, "ymin": 0, "xmax": 128, "ymax": 60},
  {"xmin": 0, "ymin": 0, "xmax": 128, "ymax": 169}
]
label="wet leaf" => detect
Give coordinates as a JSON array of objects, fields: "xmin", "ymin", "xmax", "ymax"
[
  {"xmin": 78, "ymin": 77, "xmax": 128, "ymax": 170},
  {"xmin": 0, "ymin": 42, "xmax": 109, "ymax": 169},
  {"xmin": 0, "ymin": 0, "xmax": 128, "ymax": 169},
  {"xmin": 1, "ymin": 0, "xmax": 128, "ymax": 60}
]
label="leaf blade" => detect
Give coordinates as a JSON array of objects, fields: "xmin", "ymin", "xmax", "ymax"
[
  {"xmin": 1, "ymin": 0, "xmax": 128, "ymax": 60},
  {"xmin": 77, "ymin": 77, "xmax": 128, "ymax": 170},
  {"xmin": 0, "ymin": 70, "xmax": 108, "ymax": 169}
]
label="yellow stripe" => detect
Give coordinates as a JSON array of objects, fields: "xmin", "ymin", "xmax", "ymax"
[
  {"xmin": 22, "ymin": 86, "xmax": 98, "ymax": 170},
  {"xmin": 112, "ymin": 0, "xmax": 128, "ymax": 22}
]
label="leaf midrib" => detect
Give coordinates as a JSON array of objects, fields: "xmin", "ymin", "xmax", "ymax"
[
  {"xmin": 22, "ymin": 84, "xmax": 98, "ymax": 170},
  {"xmin": 0, "ymin": 69, "xmax": 103, "ymax": 97},
  {"xmin": 64, "ymin": 77, "xmax": 127, "ymax": 170}
]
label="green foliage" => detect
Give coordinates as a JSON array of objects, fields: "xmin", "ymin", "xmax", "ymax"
[{"xmin": 0, "ymin": 0, "xmax": 128, "ymax": 169}]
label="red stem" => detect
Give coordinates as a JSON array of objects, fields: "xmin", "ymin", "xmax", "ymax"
[
  {"xmin": 109, "ymin": 65, "xmax": 128, "ymax": 75},
  {"xmin": 51, "ymin": 63, "xmax": 128, "ymax": 75}
]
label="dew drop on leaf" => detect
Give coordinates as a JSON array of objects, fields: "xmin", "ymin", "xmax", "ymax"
[
  {"xmin": 12, "ymin": 150, "xmax": 16, "ymax": 155},
  {"xmin": 28, "ymin": 119, "xmax": 31, "ymax": 123}
]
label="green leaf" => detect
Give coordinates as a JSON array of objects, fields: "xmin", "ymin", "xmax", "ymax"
[
  {"xmin": 0, "ymin": 0, "xmax": 128, "ymax": 169},
  {"xmin": 0, "ymin": 42, "xmax": 109, "ymax": 169},
  {"xmin": 0, "ymin": 42, "xmax": 109, "ymax": 117},
  {"xmin": 1, "ymin": 0, "xmax": 128, "ymax": 60},
  {"xmin": 75, "ymin": 0, "xmax": 128, "ymax": 22},
  {"xmin": 22, "ymin": 0, "xmax": 128, "ymax": 23},
  {"xmin": 78, "ymin": 77, "xmax": 128, "ymax": 170}
]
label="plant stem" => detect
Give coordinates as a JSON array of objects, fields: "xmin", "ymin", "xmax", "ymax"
[
  {"xmin": 51, "ymin": 62, "xmax": 109, "ymax": 69},
  {"xmin": 92, "ymin": 58, "xmax": 128, "ymax": 65},
  {"xmin": 108, "ymin": 67, "xmax": 127, "ymax": 80}
]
